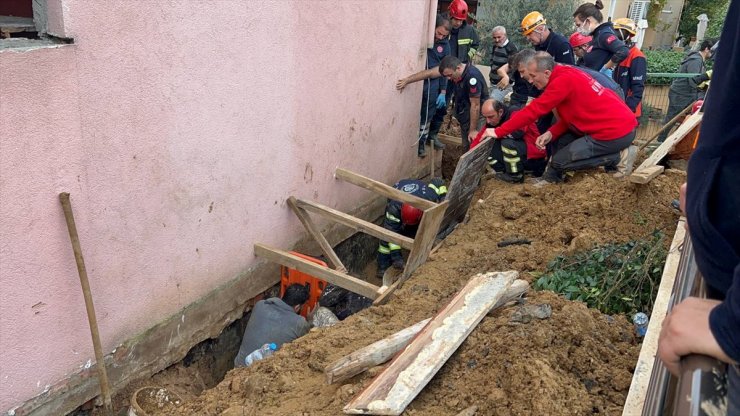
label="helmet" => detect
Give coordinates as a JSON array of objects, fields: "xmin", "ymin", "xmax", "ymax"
[
  {"xmin": 448, "ymin": 0, "xmax": 468, "ymax": 20},
  {"xmin": 569, "ymin": 32, "xmax": 592, "ymax": 48},
  {"xmin": 520, "ymin": 11, "xmax": 546, "ymax": 35},
  {"xmin": 692, "ymin": 100, "xmax": 704, "ymax": 114},
  {"xmin": 613, "ymin": 18, "xmax": 637, "ymax": 36},
  {"xmin": 400, "ymin": 203, "xmax": 423, "ymax": 226}
]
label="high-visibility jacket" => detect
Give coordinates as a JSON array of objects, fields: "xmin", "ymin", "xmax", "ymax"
[
  {"xmin": 449, "ymin": 21, "xmax": 479, "ymax": 63},
  {"xmin": 615, "ymin": 45, "xmax": 646, "ymax": 117}
]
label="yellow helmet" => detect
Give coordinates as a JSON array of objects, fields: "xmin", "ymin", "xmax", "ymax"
[
  {"xmin": 521, "ymin": 11, "xmax": 547, "ymax": 35},
  {"xmin": 613, "ymin": 17, "xmax": 637, "ymax": 36}
]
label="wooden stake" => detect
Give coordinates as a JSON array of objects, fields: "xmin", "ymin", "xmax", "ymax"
[
  {"xmin": 59, "ymin": 193, "xmax": 112, "ymax": 414},
  {"xmin": 287, "ymin": 197, "xmax": 347, "ymax": 272},
  {"xmin": 334, "ymin": 169, "xmax": 436, "ymax": 210}
]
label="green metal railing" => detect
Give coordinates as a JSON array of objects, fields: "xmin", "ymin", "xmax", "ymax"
[{"xmin": 637, "ymin": 73, "xmax": 701, "ymax": 142}]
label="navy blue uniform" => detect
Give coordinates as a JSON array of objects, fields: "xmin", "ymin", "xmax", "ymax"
[
  {"xmin": 377, "ymin": 179, "xmax": 447, "ymax": 274},
  {"xmin": 453, "ymin": 63, "xmax": 489, "ymax": 150},
  {"xmin": 583, "ymin": 22, "xmax": 629, "ymax": 71},
  {"xmin": 449, "ymin": 21, "xmax": 479, "ymax": 63},
  {"xmin": 686, "ymin": 0, "xmax": 740, "ymax": 409},
  {"xmin": 535, "ymin": 30, "xmax": 575, "ymax": 65},
  {"xmin": 420, "ymin": 39, "xmax": 451, "ymax": 145},
  {"xmin": 615, "ymin": 46, "xmax": 647, "ymax": 116}
]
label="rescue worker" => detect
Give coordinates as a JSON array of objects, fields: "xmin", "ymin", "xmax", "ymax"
[
  {"xmin": 612, "ymin": 18, "xmax": 646, "ymax": 120},
  {"xmin": 234, "ymin": 284, "xmax": 310, "ymax": 368},
  {"xmin": 438, "ymin": 55, "xmax": 489, "ymax": 150},
  {"xmin": 520, "ymin": 11, "xmax": 574, "ymax": 65},
  {"xmin": 569, "ymin": 32, "xmax": 592, "ymax": 66},
  {"xmin": 573, "ymin": 0, "xmax": 629, "ymax": 76},
  {"xmin": 377, "ymin": 179, "xmax": 447, "ymax": 277},
  {"xmin": 658, "ymin": 40, "xmax": 713, "ymax": 142},
  {"xmin": 488, "ymin": 26, "xmax": 518, "ymax": 103},
  {"xmin": 483, "ymin": 52, "xmax": 638, "ymax": 183},
  {"xmin": 495, "ymin": 49, "xmax": 540, "ymax": 110},
  {"xmin": 395, "ymin": 15, "xmax": 452, "ymax": 157}
]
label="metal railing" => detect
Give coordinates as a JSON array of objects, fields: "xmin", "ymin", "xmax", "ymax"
[{"xmin": 637, "ymin": 73, "xmax": 701, "ymax": 142}]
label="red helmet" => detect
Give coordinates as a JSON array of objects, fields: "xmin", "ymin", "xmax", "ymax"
[
  {"xmin": 692, "ymin": 100, "xmax": 704, "ymax": 114},
  {"xmin": 449, "ymin": 0, "xmax": 468, "ymax": 20},
  {"xmin": 569, "ymin": 32, "xmax": 592, "ymax": 48},
  {"xmin": 400, "ymin": 203, "xmax": 423, "ymax": 226}
]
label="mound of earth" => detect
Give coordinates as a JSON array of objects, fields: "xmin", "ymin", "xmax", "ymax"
[{"xmin": 154, "ymin": 168, "xmax": 684, "ymax": 416}]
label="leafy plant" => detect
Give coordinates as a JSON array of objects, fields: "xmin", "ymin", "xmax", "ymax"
[
  {"xmin": 644, "ymin": 50, "xmax": 684, "ymax": 73},
  {"xmin": 678, "ymin": 0, "xmax": 730, "ymax": 41},
  {"xmin": 533, "ymin": 230, "xmax": 667, "ymax": 316}
]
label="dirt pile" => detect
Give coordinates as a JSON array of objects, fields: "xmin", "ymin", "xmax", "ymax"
[{"xmin": 159, "ymin": 169, "xmax": 685, "ymax": 416}]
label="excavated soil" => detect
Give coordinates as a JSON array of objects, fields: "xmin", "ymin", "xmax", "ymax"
[{"xmin": 152, "ymin": 166, "xmax": 684, "ymax": 416}]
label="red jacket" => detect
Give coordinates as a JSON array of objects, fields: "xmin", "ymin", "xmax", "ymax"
[
  {"xmin": 493, "ymin": 65, "xmax": 637, "ymax": 141},
  {"xmin": 471, "ymin": 116, "xmax": 546, "ymax": 160}
]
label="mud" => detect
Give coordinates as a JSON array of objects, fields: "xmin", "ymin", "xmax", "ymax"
[{"xmin": 150, "ymin": 166, "xmax": 684, "ymax": 416}]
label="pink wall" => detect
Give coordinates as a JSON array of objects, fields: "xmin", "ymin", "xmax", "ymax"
[{"xmin": 0, "ymin": 0, "xmax": 433, "ymax": 411}]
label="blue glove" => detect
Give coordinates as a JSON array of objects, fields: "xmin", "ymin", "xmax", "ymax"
[
  {"xmin": 436, "ymin": 93, "xmax": 446, "ymax": 109},
  {"xmin": 600, "ymin": 66, "xmax": 614, "ymax": 78}
]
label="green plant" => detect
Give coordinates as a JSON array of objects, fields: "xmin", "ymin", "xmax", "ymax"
[
  {"xmin": 644, "ymin": 50, "xmax": 684, "ymax": 73},
  {"xmin": 533, "ymin": 230, "xmax": 667, "ymax": 316},
  {"xmin": 678, "ymin": 0, "xmax": 730, "ymax": 41},
  {"xmin": 647, "ymin": 0, "xmax": 669, "ymax": 29}
]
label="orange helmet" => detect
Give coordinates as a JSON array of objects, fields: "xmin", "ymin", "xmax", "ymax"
[
  {"xmin": 569, "ymin": 32, "xmax": 592, "ymax": 48},
  {"xmin": 400, "ymin": 203, "xmax": 423, "ymax": 226},
  {"xmin": 520, "ymin": 11, "xmax": 546, "ymax": 35},
  {"xmin": 449, "ymin": 0, "xmax": 468, "ymax": 20},
  {"xmin": 613, "ymin": 17, "xmax": 637, "ymax": 37}
]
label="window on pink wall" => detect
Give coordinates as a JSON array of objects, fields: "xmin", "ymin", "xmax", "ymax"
[{"xmin": 0, "ymin": 0, "xmax": 72, "ymax": 43}]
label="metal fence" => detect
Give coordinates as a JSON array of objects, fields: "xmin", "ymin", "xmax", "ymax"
[{"xmin": 637, "ymin": 73, "xmax": 701, "ymax": 142}]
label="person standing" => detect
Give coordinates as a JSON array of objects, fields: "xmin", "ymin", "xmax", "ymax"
[
  {"xmin": 572, "ymin": 0, "xmax": 629, "ymax": 76},
  {"xmin": 438, "ymin": 55, "xmax": 490, "ymax": 150},
  {"xmin": 488, "ymin": 26, "xmax": 518, "ymax": 103},
  {"xmin": 520, "ymin": 11, "xmax": 575, "ymax": 65},
  {"xmin": 612, "ymin": 18, "xmax": 646, "ymax": 119},
  {"xmin": 569, "ymin": 32, "xmax": 593, "ymax": 66}
]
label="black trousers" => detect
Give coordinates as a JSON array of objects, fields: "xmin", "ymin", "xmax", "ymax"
[
  {"xmin": 545, "ymin": 130, "xmax": 635, "ymax": 181},
  {"xmin": 490, "ymin": 138, "xmax": 527, "ymax": 174}
]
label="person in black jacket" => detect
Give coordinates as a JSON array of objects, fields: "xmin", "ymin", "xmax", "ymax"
[
  {"xmin": 572, "ymin": 0, "xmax": 629, "ymax": 76},
  {"xmin": 520, "ymin": 11, "xmax": 575, "ymax": 65},
  {"xmin": 489, "ymin": 26, "xmax": 518, "ymax": 102},
  {"xmin": 613, "ymin": 18, "xmax": 646, "ymax": 120},
  {"xmin": 657, "ymin": 2, "xmax": 739, "ymax": 410}
]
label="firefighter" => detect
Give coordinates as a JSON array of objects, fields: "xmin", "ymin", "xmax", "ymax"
[
  {"xmin": 572, "ymin": 0, "xmax": 629, "ymax": 76},
  {"xmin": 612, "ymin": 18, "xmax": 646, "ymax": 119},
  {"xmin": 520, "ymin": 11, "xmax": 574, "ymax": 65},
  {"xmin": 438, "ymin": 55, "xmax": 489, "ymax": 150},
  {"xmin": 569, "ymin": 32, "xmax": 592, "ymax": 66},
  {"xmin": 377, "ymin": 179, "xmax": 447, "ymax": 277}
]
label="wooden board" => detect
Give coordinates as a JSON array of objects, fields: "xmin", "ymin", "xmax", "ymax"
[
  {"xmin": 335, "ymin": 168, "xmax": 437, "ymax": 210},
  {"xmin": 344, "ymin": 271, "xmax": 517, "ymax": 415},
  {"xmin": 633, "ymin": 112, "xmax": 703, "ymax": 174},
  {"xmin": 326, "ymin": 279, "xmax": 528, "ymax": 384},
  {"xmin": 440, "ymin": 138, "xmax": 494, "ymax": 233},
  {"xmin": 287, "ymin": 197, "xmax": 347, "ymax": 272},
  {"xmin": 254, "ymin": 244, "xmax": 380, "ymax": 300},
  {"xmin": 294, "ymin": 199, "xmax": 415, "ymax": 250},
  {"xmin": 401, "ymin": 201, "xmax": 449, "ymax": 281},
  {"xmin": 622, "ymin": 219, "xmax": 686, "ymax": 416},
  {"xmin": 628, "ymin": 166, "xmax": 665, "ymax": 184},
  {"xmin": 437, "ymin": 133, "xmax": 463, "ymax": 147}
]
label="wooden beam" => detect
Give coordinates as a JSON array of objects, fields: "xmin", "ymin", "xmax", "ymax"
[
  {"xmin": 287, "ymin": 197, "xmax": 347, "ymax": 272},
  {"xmin": 335, "ymin": 168, "xmax": 437, "ymax": 210},
  {"xmin": 344, "ymin": 271, "xmax": 517, "ymax": 415},
  {"xmin": 441, "ymin": 138, "xmax": 494, "ymax": 233},
  {"xmin": 622, "ymin": 219, "xmax": 686, "ymax": 416},
  {"xmin": 401, "ymin": 201, "xmax": 449, "ymax": 281},
  {"xmin": 633, "ymin": 112, "xmax": 702, "ymax": 173},
  {"xmin": 326, "ymin": 280, "xmax": 528, "ymax": 384},
  {"xmin": 437, "ymin": 133, "xmax": 463, "ymax": 147},
  {"xmin": 294, "ymin": 199, "xmax": 415, "ymax": 251},
  {"xmin": 628, "ymin": 165, "xmax": 665, "ymax": 184},
  {"xmin": 254, "ymin": 244, "xmax": 380, "ymax": 300}
]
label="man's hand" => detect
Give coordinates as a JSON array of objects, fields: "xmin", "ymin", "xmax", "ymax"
[
  {"xmin": 468, "ymin": 130, "xmax": 478, "ymax": 144},
  {"xmin": 484, "ymin": 128, "xmax": 498, "ymax": 139},
  {"xmin": 658, "ymin": 297, "xmax": 735, "ymax": 376},
  {"xmin": 497, "ymin": 75, "xmax": 510, "ymax": 90},
  {"xmin": 535, "ymin": 131, "xmax": 553, "ymax": 149},
  {"xmin": 436, "ymin": 93, "xmax": 446, "ymax": 109},
  {"xmin": 396, "ymin": 78, "xmax": 409, "ymax": 91}
]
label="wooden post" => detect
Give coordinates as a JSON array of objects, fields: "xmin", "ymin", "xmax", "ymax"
[
  {"xmin": 334, "ymin": 169, "xmax": 436, "ymax": 210},
  {"xmin": 344, "ymin": 271, "xmax": 517, "ymax": 415},
  {"xmin": 287, "ymin": 197, "xmax": 347, "ymax": 272}
]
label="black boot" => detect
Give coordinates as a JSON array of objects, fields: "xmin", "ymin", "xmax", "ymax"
[
  {"xmin": 495, "ymin": 172, "xmax": 524, "ymax": 183},
  {"xmin": 418, "ymin": 141, "xmax": 426, "ymax": 158}
]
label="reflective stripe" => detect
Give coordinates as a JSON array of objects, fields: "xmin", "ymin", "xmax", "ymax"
[
  {"xmin": 503, "ymin": 156, "xmax": 521, "ymax": 173},
  {"xmin": 438, "ymin": 185, "xmax": 448, "ymax": 194},
  {"xmin": 378, "ymin": 244, "xmax": 391, "ymax": 254},
  {"xmin": 388, "ymin": 243, "xmax": 402, "ymax": 251},
  {"xmin": 458, "ymin": 39, "xmax": 473, "ymax": 45},
  {"xmin": 386, "ymin": 212, "xmax": 401, "ymax": 222},
  {"xmin": 502, "ymin": 146, "xmax": 518, "ymax": 155},
  {"xmin": 468, "ymin": 48, "xmax": 477, "ymax": 59}
]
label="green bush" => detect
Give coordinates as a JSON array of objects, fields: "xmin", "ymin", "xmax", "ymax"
[
  {"xmin": 644, "ymin": 50, "xmax": 684, "ymax": 74},
  {"xmin": 533, "ymin": 230, "xmax": 667, "ymax": 316}
]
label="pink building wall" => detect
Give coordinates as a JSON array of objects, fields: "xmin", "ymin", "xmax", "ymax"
[{"xmin": 0, "ymin": 0, "xmax": 435, "ymax": 412}]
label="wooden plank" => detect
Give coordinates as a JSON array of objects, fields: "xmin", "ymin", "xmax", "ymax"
[
  {"xmin": 628, "ymin": 166, "xmax": 665, "ymax": 184},
  {"xmin": 437, "ymin": 133, "xmax": 463, "ymax": 147},
  {"xmin": 634, "ymin": 112, "xmax": 702, "ymax": 172},
  {"xmin": 401, "ymin": 201, "xmax": 449, "ymax": 281},
  {"xmin": 344, "ymin": 271, "xmax": 517, "ymax": 415},
  {"xmin": 326, "ymin": 279, "xmax": 529, "ymax": 384},
  {"xmin": 440, "ymin": 138, "xmax": 494, "ymax": 233},
  {"xmin": 295, "ymin": 199, "xmax": 415, "ymax": 251},
  {"xmin": 287, "ymin": 197, "xmax": 347, "ymax": 272},
  {"xmin": 254, "ymin": 244, "xmax": 380, "ymax": 300},
  {"xmin": 335, "ymin": 168, "xmax": 437, "ymax": 210},
  {"xmin": 622, "ymin": 219, "xmax": 686, "ymax": 416}
]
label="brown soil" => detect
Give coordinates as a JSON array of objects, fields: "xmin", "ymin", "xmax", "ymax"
[{"xmin": 152, "ymin": 166, "xmax": 684, "ymax": 416}]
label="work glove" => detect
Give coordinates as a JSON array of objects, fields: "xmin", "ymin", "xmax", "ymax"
[
  {"xmin": 392, "ymin": 257, "xmax": 405, "ymax": 270},
  {"xmin": 694, "ymin": 70, "xmax": 712, "ymax": 89},
  {"xmin": 599, "ymin": 66, "xmax": 614, "ymax": 78},
  {"xmin": 436, "ymin": 93, "xmax": 446, "ymax": 109}
]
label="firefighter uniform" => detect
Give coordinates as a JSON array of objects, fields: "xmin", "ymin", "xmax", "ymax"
[
  {"xmin": 377, "ymin": 179, "xmax": 447, "ymax": 275},
  {"xmin": 420, "ymin": 38, "xmax": 451, "ymax": 150},
  {"xmin": 453, "ymin": 64, "xmax": 490, "ymax": 150},
  {"xmin": 535, "ymin": 30, "xmax": 575, "ymax": 65},
  {"xmin": 615, "ymin": 45, "xmax": 646, "ymax": 118}
]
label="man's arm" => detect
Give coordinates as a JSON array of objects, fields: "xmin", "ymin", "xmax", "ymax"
[
  {"xmin": 496, "ymin": 64, "xmax": 511, "ymax": 89},
  {"xmin": 396, "ymin": 67, "xmax": 442, "ymax": 91},
  {"xmin": 603, "ymin": 32, "xmax": 630, "ymax": 67},
  {"xmin": 494, "ymin": 75, "xmax": 569, "ymax": 137},
  {"xmin": 468, "ymin": 96, "xmax": 481, "ymax": 143},
  {"xmin": 685, "ymin": 58, "xmax": 705, "ymax": 90},
  {"xmin": 626, "ymin": 56, "xmax": 647, "ymax": 112}
]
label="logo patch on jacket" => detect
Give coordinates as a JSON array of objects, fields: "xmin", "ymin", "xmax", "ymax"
[
  {"xmin": 469, "ymin": 78, "xmax": 477, "ymax": 86},
  {"xmin": 401, "ymin": 183, "xmax": 420, "ymax": 193},
  {"xmin": 606, "ymin": 35, "xmax": 617, "ymax": 45},
  {"xmin": 437, "ymin": 45, "xmax": 444, "ymax": 53}
]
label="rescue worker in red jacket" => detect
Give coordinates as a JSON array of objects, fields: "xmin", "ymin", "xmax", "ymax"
[
  {"xmin": 612, "ymin": 18, "xmax": 646, "ymax": 119},
  {"xmin": 483, "ymin": 52, "xmax": 638, "ymax": 183},
  {"xmin": 377, "ymin": 179, "xmax": 447, "ymax": 277}
]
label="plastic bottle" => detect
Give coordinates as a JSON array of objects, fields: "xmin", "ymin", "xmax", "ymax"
[
  {"xmin": 633, "ymin": 312, "xmax": 649, "ymax": 337},
  {"xmin": 244, "ymin": 343, "xmax": 277, "ymax": 367}
]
